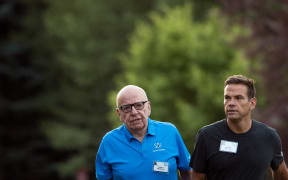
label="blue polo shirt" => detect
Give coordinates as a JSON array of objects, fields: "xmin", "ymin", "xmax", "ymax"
[{"xmin": 96, "ymin": 118, "xmax": 191, "ymax": 180}]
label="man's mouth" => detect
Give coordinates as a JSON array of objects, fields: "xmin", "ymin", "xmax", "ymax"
[
  {"xmin": 227, "ymin": 110, "xmax": 237, "ymax": 113},
  {"xmin": 227, "ymin": 110, "xmax": 237, "ymax": 112},
  {"xmin": 130, "ymin": 118, "xmax": 141, "ymax": 123}
]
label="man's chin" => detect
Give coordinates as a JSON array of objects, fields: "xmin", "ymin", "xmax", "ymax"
[
  {"xmin": 130, "ymin": 124, "xmax": 145, "ymax": 130},
  {"xmin": 227, "ymin": 116, "xmax": 241, "ymax": 122}
]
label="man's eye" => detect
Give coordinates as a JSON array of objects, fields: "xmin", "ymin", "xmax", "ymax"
[
  {"xmin": 134, "ymin": 103, "xmax": 142, "ymax": 108},
  {"xmin": 122, "ymin": 105, "xmax": 130, "ymax": 110},
  {"xmin": 236, "ymin": 96, "xmax": 244, "ymax": 100}
]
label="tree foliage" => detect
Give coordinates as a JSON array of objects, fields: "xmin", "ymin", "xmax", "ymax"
[
  {"xmin": 110, "ymin": 4, "xmax": 252, "ymax": 150},
  {"xmin": 0, "ymin": 0, "xmax": 61, "ymax": 179}
]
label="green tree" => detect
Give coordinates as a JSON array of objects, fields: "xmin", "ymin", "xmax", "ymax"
[
  {"xmin": 110, "ymin": 4, "xmax": 252, "ymax": 150},
  {"xmin": 0, "ymin": 0, "xmax": 62, "ymax": 179}
]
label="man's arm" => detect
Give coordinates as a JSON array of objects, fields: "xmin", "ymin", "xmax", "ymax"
[
  {"xmin": 192, "ymin": 169, "xmax": 206, "ymax": 180},
  {"xmin": 273, "ymin": 161, "xmax": 288, "ymax": 180},
  {"xmin": 179, "ymin": 169, "xmax": 192, "ymax": 180}
]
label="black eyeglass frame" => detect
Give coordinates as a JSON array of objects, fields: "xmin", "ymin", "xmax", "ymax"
[{"xmin": 118, "ymin": 101, "xmax": 148, "ymax": 113}]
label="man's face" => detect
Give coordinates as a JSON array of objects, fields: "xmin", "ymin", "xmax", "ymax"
[
  {"xmin": 224, "ymin": 84, "xmax": 256, "ymax": 122},
  {"xmin": 116, "ymin": 90, "xmax": 151, "ymax": 132}
]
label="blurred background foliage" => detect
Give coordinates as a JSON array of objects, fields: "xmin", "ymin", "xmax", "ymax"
[
  {"xmin": 0, "ymin": 0, "xmax": 287, "ymax": 180},
  {"xmin": 109, "ymin": 4, "xmax": 252, "ymax": 151}
]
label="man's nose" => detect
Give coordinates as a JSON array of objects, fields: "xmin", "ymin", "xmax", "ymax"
[
  {"xmin": 130, "ymin": 106, "xmax": 138, "ymax": 113},
  {"xmin": 228, "ymin": 99, "xmax": 236, "ymax": 106}
]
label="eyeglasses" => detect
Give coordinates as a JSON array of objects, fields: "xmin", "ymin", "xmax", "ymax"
[{"xmin": 118, "ymin": 101, "xmax": 148, "ymax": 113}]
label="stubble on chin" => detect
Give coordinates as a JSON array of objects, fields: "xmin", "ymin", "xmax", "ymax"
[
  {"xmin": 129, "ymin": 120, "xmax": 145, "ymax": 130},
  {"xmin": 226, "ymin": 115, "xmax": 241, "ymax": 123}
]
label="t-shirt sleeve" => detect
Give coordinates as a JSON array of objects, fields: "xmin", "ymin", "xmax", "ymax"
[
  {"xmin": 95, "ymin": 139, "xmax": 113, "ymax": 180},
  {"xmin": 270, "ymin": 129, "xmax": 284, "ymax": 171},
  {"xmin": 174, "ymin": 127, "xmax": 192, "ymax": 171},
  {"xmin": 190, "ymin": 129, "xmax": 207, "ymax": 173}
]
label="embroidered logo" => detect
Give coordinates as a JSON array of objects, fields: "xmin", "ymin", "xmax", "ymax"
[
  {"xmin": 153, "ymin": 142, "xmax": 166, "ymax": 152},
  {"xmin": 154, "ymin": 142, "xmax": 161, "ymax": 149}
]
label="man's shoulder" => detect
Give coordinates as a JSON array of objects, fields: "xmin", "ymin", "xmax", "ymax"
[
  {"xmin": 252, "ymin": 120, "xmax": 282, "ymax": 146},
  {"xmin": 253, "ymin": 119, "xmax": 271, "ymax": 128},
  {"xmin": 252, "ymin": 120, "xmax": 277, "ymax": 134},
  {"xmin": 149, "ymin": 119, "xmax": 180, "ymax": 136},
  {"xmin": 101, "ymin": 125, "xmax": 124, "ymax": 141},
  {"xmin": 199, "ymin": 119, "xmax": 226, "ymax": 133},
  {"xmin": 151, "ymin": 119, "xmax": 177, "ymax": 130}
]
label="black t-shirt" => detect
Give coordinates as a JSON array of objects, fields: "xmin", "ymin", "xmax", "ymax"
[{"xmin": 190, "ymin": 119, "xmax": 284, "ymax": 180}]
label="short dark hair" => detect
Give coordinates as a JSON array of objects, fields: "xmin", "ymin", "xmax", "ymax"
[{"xmin": 224, "ymin": 75, "xmax": 256, "ymax": 99}]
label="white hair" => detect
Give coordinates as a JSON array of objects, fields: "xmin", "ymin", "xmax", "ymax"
[{"xmin": 116, "ymin": 85, "xmax": 148, "ymax": 107}]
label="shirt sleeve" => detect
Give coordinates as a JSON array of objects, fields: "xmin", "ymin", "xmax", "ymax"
[
  {"xmin": 190, "ymin": 129, "xmax": 207, "ymax": 173},
  {"xmin": 174, "ymin": 127, "xmax": 192, "ymax": 171},
  {"xmin": 270, "ymin": 129, "xmax": 284, "ymax": 171},
  {"xmin": 95, "ymin": 139, "xmax": 113, "ymax": 180}
]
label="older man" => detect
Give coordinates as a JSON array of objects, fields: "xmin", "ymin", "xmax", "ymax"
[{"xmin": 96, "ymin": 85, "xmax": 192, "ymax": 180}]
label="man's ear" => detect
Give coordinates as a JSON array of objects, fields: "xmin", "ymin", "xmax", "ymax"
[
  {"xmin": 116, "ymin": 108, "xmax": 122, "ymax": 121},
  {"xmin": 250, "ymin": 97, "xmax": 257, "ymax": 110},
  {"xmin": 147, "ymin": 101, "xmax": 151, "ymax": 116}
]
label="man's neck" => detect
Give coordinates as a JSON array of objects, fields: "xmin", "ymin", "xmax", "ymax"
[
  {"xmin": 227, "ymin": 117, "xmax": 252, "ymax": 134},
  {"xmin": 130, "ymin": 127, "xmax": 147, "ymax": 143}
]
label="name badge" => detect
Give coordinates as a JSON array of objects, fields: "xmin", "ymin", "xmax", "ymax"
[
  {"xmin": 153, "ymin": 161, "xmax": 169, "ymax": 173},
  {"xmin": 219, "ymin": 140, "xmax": 238, "ymax": 153}
]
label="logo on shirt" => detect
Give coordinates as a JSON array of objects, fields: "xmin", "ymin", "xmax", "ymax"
[
  {"xmin": 154, "ymin": 142, "xmax": 161, "ymax": 149},
  {"xmin": 153, "ymin": 142, "xmax": 166, "ymax": 152}
]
